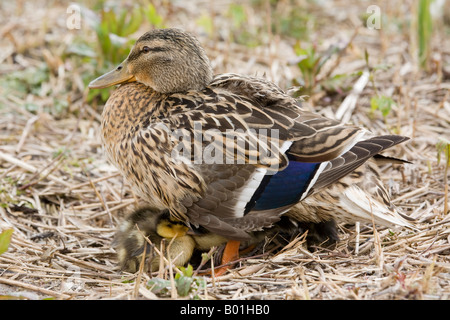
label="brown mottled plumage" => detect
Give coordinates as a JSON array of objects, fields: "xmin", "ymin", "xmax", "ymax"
[{"xmin": 89, "ymin": 29, "xmax": 413, "ymax": 268}]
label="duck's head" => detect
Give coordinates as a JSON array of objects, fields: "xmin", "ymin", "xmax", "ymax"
[{"xmin": 88, "ymin": 28, "xmax": 213, "ymax": 93}]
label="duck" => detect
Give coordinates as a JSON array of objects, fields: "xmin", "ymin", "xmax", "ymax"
[
  {"xmin": 89, "ymin": 28, "xmax": 413, "ymax": 273},
  {"xmin": 114, "ymin": 207, "xmax": 196, "ymax": 273}
]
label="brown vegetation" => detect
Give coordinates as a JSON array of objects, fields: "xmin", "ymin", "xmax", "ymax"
[{"xmin": 0, "ymin": 0, "xmax": 449, "ymax": 299}]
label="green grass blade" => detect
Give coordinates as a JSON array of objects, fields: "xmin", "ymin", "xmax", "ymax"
[{"xmin": 0, "ymin": 229, "xmax": 13, "ymax": 255}]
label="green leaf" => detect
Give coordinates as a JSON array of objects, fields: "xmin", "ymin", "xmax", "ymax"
[
  {"xmin": 175, "ymin": 275, "xmax": 193, "ymax": 297},
  {"xmin": 182, "ymin": 264, "xmax": 194, "ymax": 277},
  {"xmin": 194, "ymin": 277, "xmax": 206, "ymax": 290},
  {"xmin": 321, "ymin": 73, "xmax": 351, "ymax": 93},
  {"xmin": 364, "ymin": 48, "xmax": 369, "ymax": 66},
  {"xmin": 228, "ymin": 4, "xmax": 247, "ymax": 28},
  {"xmin": 196, "ymin": 13, "xmax": 214, "ymax": 37},
  {"xmin": 371, "ymin": 95, "xmax": 394, "ymax": 118},
  {"xmin": 316, "ymin": 45, "xmax": 340, "ymax": 74},
  {"xmin": 418, "ymin": 0, "xmax": 433, "ymax": 68},
  {"xmin": 144, "ymin": 3, "xmax": 165, "ymax": 28},
  {"xmin": 96, "ymin": 20, "xmax": 112, "ymax": 59},
  {"xmin": 116, "ymin": 10, "xmax": 128, "ymax": 35},
  {"xmin": 372, "ymin": 63, "xmax": 391, "ymax": 72},
  {"xmin": 147, "ymin": 278, "xmax": 171, "ymax": 294},
  {"xmin": 292, "ymin": 42, "xmax": 322, "ymax": 93},
  {"xmin": 24, "ymin": 102, "xmax": 39, "ymax": 113},
  {"xmin": 436, "ymin": 138, "xmax": 450, "ymax": 167},
  {"xmin": 122, "ymin": 7, "xmax": 143, "ymax": 37},
  {"xmin": 66, "ymin": 42, "xmax": 97, "ymax": 58},
  {"xmin": 0, "ymin": 229, "xmax": 13, "ymax": 255}
]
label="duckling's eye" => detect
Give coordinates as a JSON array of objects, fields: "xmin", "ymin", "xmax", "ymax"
[{"xmin": 142, "ymin": 46, "xmax": 151, "ymax": 53}]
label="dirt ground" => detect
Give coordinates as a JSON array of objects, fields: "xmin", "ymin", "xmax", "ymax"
[{"xmin": 0, "ymin": 0, "xmax": 449, "ymax": 300}]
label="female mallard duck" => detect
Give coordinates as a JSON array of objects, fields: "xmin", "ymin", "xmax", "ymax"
[{"xmin": 90, "ymin": 28, "xmax": 413, "ymax": 271}]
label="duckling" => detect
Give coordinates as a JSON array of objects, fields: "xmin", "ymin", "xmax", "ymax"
[
  {"xmin": 114, "ymin": 207, "xmax": 259, "ymax": 274},
  {"xmin": 114, "ymin": 207, "xmax": 195, "ymax": 273},
  {"xmin": 90, "ymin": 28, "xmax": 413, "ymax": 273}
]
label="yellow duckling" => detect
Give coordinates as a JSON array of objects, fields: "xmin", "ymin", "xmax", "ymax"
[
  {"xmin": 114, "ymin": 207, "xmax": 196, "ymax": 273},
  {"xmin": 115, "ymin": 207, "xmax": 296, "ymax": 274}
]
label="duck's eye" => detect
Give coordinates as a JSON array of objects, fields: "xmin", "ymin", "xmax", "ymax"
[{"xmin": 142, "ymin": 46, "xmax": 151, "ymax": 53}]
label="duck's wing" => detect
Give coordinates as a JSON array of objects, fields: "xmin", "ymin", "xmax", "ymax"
[
  {"xmin": 159, "ymin": 76, "xmax": 366, "ymax": 174},
  {"xmin": 209, "ymin": 73, "xmax": 366, "ymax": 162},
  {"xmin": 291, "ymin": 157, "xmax": 416, "ymax": 229},
  {"xmin": 229, "ymin": 135, "xmax": 409, "ymax": 222},
  {"xmin": 304, "ymin": 135, "xmax": 410, "ymax": 196}
]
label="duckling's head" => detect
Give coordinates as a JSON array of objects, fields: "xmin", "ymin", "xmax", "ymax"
[
  {"xmin": 156, "ymin": 213, "xmax": 190, "ymax": 239},
  {"xmin": 89, "ymin": 28, "xmax": 213, "ymax": 93}
]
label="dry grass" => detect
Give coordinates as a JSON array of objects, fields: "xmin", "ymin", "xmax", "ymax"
[{"xmin": 0, "ymin": 0, "xmax": 449, "ymax": 300}]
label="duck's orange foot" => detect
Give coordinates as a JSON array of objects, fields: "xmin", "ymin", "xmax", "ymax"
[{"xmin": 213, "ymin": 240, "xmax": 240, "ymax": 276}]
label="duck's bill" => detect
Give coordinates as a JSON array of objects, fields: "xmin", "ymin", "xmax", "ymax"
[{"xmin": 88, "ymin": 63, "xmax": 136, "ymax": 89}]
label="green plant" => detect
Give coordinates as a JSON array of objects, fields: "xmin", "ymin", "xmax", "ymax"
[
  {"xmin": 273, "ymin": 6, "xmax": 314, "ymax": 40},
  {"xmin": 143, "ymin": 3, "xmax": 165, "ymax": 29},
  {"xmin": 147, "ymin": 264, "xmax": 206, "ymax": 298},
  {"xmin": 226, "ymin": 4, "xmax": 261, "ymax": 47},
  {"xmin": 93, "ymin": 7, "xmax": 142, "ymax": 67},
  {"xmin": 92, "ymin": 3, "xmax": 165, "ymax": 66},
  {"xmin": 0, "ymin": 229, "xmax": 13, "ymax": 256},
  {"xmin": 417, "ymin": 0, "xmax": 433, "ymax": 69},
  {"xmin": 174, "ymin": 265, "xmax": 206, "ymax": 297},
  {"xmin": 291, "ymin": 41, "xmax": 353, "ymax": 97},
  {"xmin": 436, "ymin": 138, "xmax": 450, "ymax": 215},
  {"xmin": 370, "ymin": 95, "xmax": 395, "ymax": 119},
  {"xmin": 0, "ymin": 62, "xmax": 74, "ymax": 117},
  {"xmin": 364, "ymin": 49, "xmax": 395, "ymax": 121},
  {"xmin": 67, "ymin": 3, "xmax": 165, "ymax": 104},
  {"xmin": 85, "ymin": 5, "xmax": 143, "ymax": 103},
  {"xmin": 228, "ymin": 3, "xmax": 247, "ymax": 30},
  {"xmin": 196, "ymin": 13, "xmax": 214, "ymax": 38},
  {"xmin": 0, "ymin": 63, "xmax": 49, "ymax": 99},
  {"xmin": 293, "ymin": 42, "xmax": 320, "ymax": 95}
]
